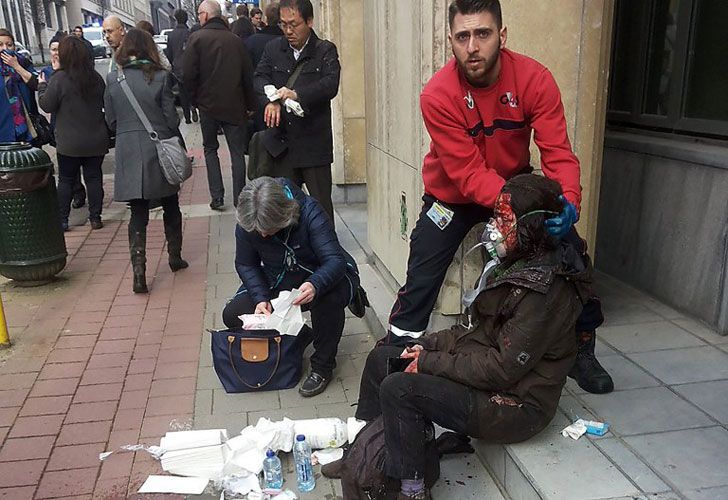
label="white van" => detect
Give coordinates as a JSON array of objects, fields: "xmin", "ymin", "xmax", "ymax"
[{"xmin": 82, "ymin": 26, "xmax": 112, "ymax": 58}]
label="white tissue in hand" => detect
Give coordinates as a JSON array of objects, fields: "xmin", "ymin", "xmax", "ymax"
[
  {"xmin": 284, "ymin": 99, "xmax": 304, "ymax": 117},
  {"xmin": 264, "ymin": 85, "xmax": 280, "ymax": 102},
  {"xmin": 264, "ymin": 289, "xmax": 304, "ymax": 336}
]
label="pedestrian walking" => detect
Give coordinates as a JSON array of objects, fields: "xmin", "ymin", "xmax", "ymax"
[
  {"xmin": 102, "ymin": 15, "xmax": 126, "ymax": 73},
  {"xmin": 183, "ymin": 0, "xmax": 256, "ymax": 211},
  {"xmin": 38, "ymin": 36, "xmax": 109, "ymax": 231},
  {"xmin": 104, "ymin": 29, "xmax": 188, "ymax": 293},
  {"xmin": 253, "ymin": 0, "xmax": 341, "ymax": 225},
  {"xmin": 230, "ymin": 4, "xmax": 255, "ymax": 40},
  {"xmin": 136, "ymin": 20, "xmax": 171, "ymax": 71},
  {"xmin": 71, "ymin": 26, "xmax": 95, "ymax": 63},
  {"xmin": 165, "ymin": 9, "xmax": 198, "ymax": 124},
  {"xmin": 245, "ymin": 3, "xmax": 283, "ymax": 69}
]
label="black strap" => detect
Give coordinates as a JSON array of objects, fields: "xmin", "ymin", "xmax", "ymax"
[{"xmin": 286, "ymin": 60, "xmax": 306, "ymax": 88}]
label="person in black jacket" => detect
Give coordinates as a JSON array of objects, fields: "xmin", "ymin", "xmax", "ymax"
[
  {"xmin": 72, "ymin": 26, "xmax": 95, "ymax": 62},
  {"xmin": 253, "ymin": 0, "xmax": 340, "ymax": 226},
  {"xmin": 245, "ymin": 3, "xmax": 283, "ymax": 69},
  {"xmin": 165, "ymin": 9, "xmax": 198, "ymax": 124},
  {"xmin": 230, "ymin": 4, "xmax": 255, "ymax": 40},
  {"xmin": 222, "ymin": 176, "xmax": 356, "ymax": 397}
]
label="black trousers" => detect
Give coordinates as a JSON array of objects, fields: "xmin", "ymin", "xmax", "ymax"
[
  {"xmin": 356, "ymin": 346, "xmax": 475, "ymax": 480},
  {"xmin": 221, "ymin": 277, "xmax": 350, "ymax": 378},
  {"xmin": 388, "ymin": 195, "xmax": 604, "ymax": 338},
  {"xmin": 177, "ymin": 82, "xmax": 192, "ymax": 123},
  {"xmin": 199, "ymin": 112, "xmax": 246, "ymax": 204},
  {"xmin": 290, "ymin": 165, "xmax": 334, "ymax": 228},
  {"xmin": 56, "ymin": 154, "xmax": 105, "ymax": 223}
]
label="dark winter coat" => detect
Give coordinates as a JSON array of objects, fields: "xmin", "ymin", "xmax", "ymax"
[
  {"xmin": 104, "ymin": 67, "xmax": 180, "ymax": 201},
  {"xmin": 253, "ymin": 30, "xmax": 340, "ymax": 168},
  {"xmin": 165, "ymin": 23, "xmax": 190, "ymax": 80},
  {"xmin": 234, "ymin": 179, "xmax": 347, "ymax": 305},
  {"xmin": 182, "ymin": 17, "xmax": 256, "ymax": 125},
  {"xmin": 244, "ymin": 25, "xmax": 283, "ymax": 69},
  {"xmin": 230, "ymin": 16, "xmax": 255, "ymax": 40},
  {"xmin": 38, "ymin": 70, "xmax": 109, "ymax": 157},
  {"xmin": 418, "ymin": 249, "xmax": 592, "ymax": 442}
]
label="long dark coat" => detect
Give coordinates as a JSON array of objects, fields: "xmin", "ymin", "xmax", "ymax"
[
  {"xmin": 104, "ymin": 67, "xmax": 180, "ymax": 202},
  {"xmin": 253, "ymin": 30, "xmax": 341, "ymax": 168}
]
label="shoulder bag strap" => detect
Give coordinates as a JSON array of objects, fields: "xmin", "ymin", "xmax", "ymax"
[
  {"xmin": 286, "ymin": 60, "xmax": 306, "ymax": 88},
  {"xmin": 116, "ymin": 66, "xmax": 159, "ymax": 140}
]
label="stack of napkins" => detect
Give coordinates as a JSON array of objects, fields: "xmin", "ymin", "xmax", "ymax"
[{"xmin": 160, "ymin": 430, "xmax": 230, "ymax": 480}]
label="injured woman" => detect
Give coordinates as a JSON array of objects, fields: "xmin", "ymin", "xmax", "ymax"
[{"xmin": 340, "ymin": 174, "xmax": 595, "ymax": 500}]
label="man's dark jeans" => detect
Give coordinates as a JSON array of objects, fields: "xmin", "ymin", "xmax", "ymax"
[
  {"xmin": 199, "ymin": 112, "xmax": 246, "ymax": 205},
  {"xmin": 356, "ymin": 346, "xmax": 475, "ymax": 480},
  {"xmin": 221, "ymin": 277, "xmax": 350, "ymax": 378}
]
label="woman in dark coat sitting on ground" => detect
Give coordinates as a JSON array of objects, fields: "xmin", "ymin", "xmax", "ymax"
[
  {"xmin": 341, "ymin": 174, "xmax": 594, "ymax": 500},
  {"xmin": 222, "ymin": 176, "xmax": 360, "ymax": 398}
]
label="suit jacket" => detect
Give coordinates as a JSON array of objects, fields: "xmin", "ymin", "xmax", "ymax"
[
  {"xmin": 253, "ymin": 30, "xmax": 340, "ymax": 168},
  {"xmin": 165, "ymin": 23, "xmax": 189, "ymax": 79},
  {"xmin": 182, "ymin": 17, "xmax": 256, "ymax": 125}
]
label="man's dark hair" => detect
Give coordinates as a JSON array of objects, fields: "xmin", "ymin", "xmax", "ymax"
[
  {"xmin": 136, "ymin": 20, "xmax": 156, "ymax": 36},
  {"xmin": 500, "ymin": 174, "xmax": 563, "ymax": 260},
  {"xmin": 73, "ymin": 25, "xmax": 83, "ymax": 32},
  {"xmin": 173, "ymin": 9, "xmax": 188, "ymax": 25},
  {"xmin": 250, "ymin": 7, "xmax": 263, "ymax": 17},
  {"xmin": 236, "ymin": 4, "xmax": 249, "ymax": 17},
  {"xmin": 265, "ymin": 3, "xmax": 280, "ymax": 26},
  {"xmin": 279, "ymin": 0, "xmax": 313, "ymax": 21},
  {"xmin": 50, "ymin": 32, "xmax": 66, "ymax": 46},
  {"xmin": 448, "ymin": 0, "xmax": 502, "ymax": 29}
]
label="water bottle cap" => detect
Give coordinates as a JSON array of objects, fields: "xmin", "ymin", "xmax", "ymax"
[
  {"xmin": 266, "ymin": 449, "xmax": 275, "ymax": 457},
  {"xmin": 296, "ymin": 434, "xmax": 305, "ymax": 441}
]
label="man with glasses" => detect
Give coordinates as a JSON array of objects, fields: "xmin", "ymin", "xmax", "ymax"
[
  {"xmin": 183, "ymin": 0, "xmax": 256, "ymax": 211},
  {"xmin": 253, "ymin": 0, "xmax": 341, "ymax": 226},
  {"xmin": 102, "ymin": 16, "xmax": 126, "ymax": 72}
]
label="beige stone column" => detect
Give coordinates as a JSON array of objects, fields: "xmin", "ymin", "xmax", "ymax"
[
  {"xmin": 364, "ymin": 0, "xmax": 614, "ymax": 319},
  {"xmin": 314, "ymin": 0, "xmax": 367, "ymax": 185}
]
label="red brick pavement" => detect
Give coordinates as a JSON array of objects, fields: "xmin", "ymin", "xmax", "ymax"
[{"xmin": 0, "ymin": 164, "xmax": 212, "ymax": 499}]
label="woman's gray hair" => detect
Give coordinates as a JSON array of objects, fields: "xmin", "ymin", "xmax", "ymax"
[{"xmin": 236, "ymin": 177, "xmax": 300, "ymax": 234}]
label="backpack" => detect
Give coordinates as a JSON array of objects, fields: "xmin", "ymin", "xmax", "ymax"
[{"xmin": 340, "ymin": 416, "xmax": 440, "ymax": 500}]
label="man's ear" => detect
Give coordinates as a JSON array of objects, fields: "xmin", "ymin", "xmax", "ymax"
[{"xmin": 499, "ymin": 26, "xmax": 507, "ymax": 49}]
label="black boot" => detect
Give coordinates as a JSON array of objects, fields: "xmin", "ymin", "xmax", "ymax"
[
  {"xmin": 129, "ymin": 227, "xmax": 148, "ymax": 294},
  {"xmin": 569, "ymin": 331, "xmax": 614, "ymax": 394},
  {"xmin": 163, "ymin": 207, "xmax": 188, "ymax": 272}
]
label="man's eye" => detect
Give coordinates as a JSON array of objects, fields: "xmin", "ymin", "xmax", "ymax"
[
  {"xmin": 456, "ymin": 34, "xmax": 469, "ymax": 42},
  {"xmin": 476, "ymin": 31, "xmax": 489, "ymax": 39}
]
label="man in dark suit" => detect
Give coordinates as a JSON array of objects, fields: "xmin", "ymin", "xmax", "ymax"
[
  {"xmin": 253, "ymin": 0, "xmax": 341, "ymax": 225},
  {"xmin": 183, "ymin": 0, "xmax": 256, "ymax": 211},
  {"xmin": 165, "ymin": 9, "xmax": 197, "ymax": 124}
]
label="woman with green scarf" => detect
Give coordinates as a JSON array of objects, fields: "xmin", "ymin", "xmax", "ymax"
[{"xmin": 104, "ymin": 28, "xmax": 188, "ymax": 294}]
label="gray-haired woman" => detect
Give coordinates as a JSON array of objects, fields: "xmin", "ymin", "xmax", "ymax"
[{"xmin": 222, "ymin": 176, "xmax": 359, "ymax": 397}]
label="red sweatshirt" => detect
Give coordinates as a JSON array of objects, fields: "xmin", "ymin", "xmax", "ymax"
[{"xmin": 420, "ymin": 48, "xmax": 581, "ymax": 210}]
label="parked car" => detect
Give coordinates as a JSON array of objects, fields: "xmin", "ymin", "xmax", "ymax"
[
  {"xmin": 15, "ymin": 42, "xmax": 32, "ymax": 64},
  {"xmin": 83, "ymin": 27, "xmax": 112, "ymax": 58}
]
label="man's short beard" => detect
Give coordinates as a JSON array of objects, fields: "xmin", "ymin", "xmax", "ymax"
[{"xmin": 459, "ymin": 46, "xmax": 500, "ymax": 87}]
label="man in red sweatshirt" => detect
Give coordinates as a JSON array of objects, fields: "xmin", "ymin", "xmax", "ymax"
[{"xmin": 386, "ymin": 0, "xmax": 613, "ymax": 396}]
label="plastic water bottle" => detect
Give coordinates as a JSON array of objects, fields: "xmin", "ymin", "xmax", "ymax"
[
  {"xmin": 293, "ymin": 434, "xmax": 315, "ymax": 492},
  {"xmin": 262, "ymin": 449, "xmax": 283, "ymax": 489}
]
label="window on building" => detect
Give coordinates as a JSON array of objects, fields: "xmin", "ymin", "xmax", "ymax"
[
  {"xmin": 607, "ymin": 0, "xmax": 728, "ymax": 139},
  {"xmin": 55, "ymin": 3, "xmax": 64, "ymax": 31},
  {"xmin": 43, "ymin": 1, "xmax": 53, "ymax": 28}
]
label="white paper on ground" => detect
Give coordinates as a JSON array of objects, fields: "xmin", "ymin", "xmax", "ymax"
[
  {"xmin": 312, "ymin": 447, "xmax": 344, "ymax": 465},
  {"xmin": 347, "ymin": 417, "xmax": 367, "ymax": 443},
  {"xmin": 561, "ymin": 419, "xmax": 587, "ymax": 440},
  {"xmin": 217, "ymin": 473, "xmax": 262, "ymax": 496},
  {"xmin": 138, "ymin": 475, "xmax": 208, "ymax": 494},
  {"xmin": 161, "ymin": 444, "xmax": 230, "ymax": 480},
  {"xmin": 271, "ymin": 490, "xmax": 298, "ymax": 500},
  {"xmin": 265, "ymin": 289, "xmax": 304, "ymax": 336},
  {"xmin": 293, "ymin": 418, "xmax": 347, "ymax": 449},
  {"xmin": 160, "ymin": 429, "xmax": 228, "ymax": 452}
]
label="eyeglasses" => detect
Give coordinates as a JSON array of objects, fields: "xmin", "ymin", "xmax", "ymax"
[{"xmin": 279, "ymin": 20, "xmax": 302, "ymax": 31}]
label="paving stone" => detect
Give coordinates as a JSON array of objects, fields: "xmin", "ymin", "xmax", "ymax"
[
  {"xmin": 598, "ymin": 321, "xmax": 705, "ymax": 353},
  {"xmin": 37, "ymin": 362, "xmax": 86, "ymax": 380},
  {"xmin": 343, "ymin": 316, "xmax": 371, "ymax": 336},
  {"xmin": 195, "ymin": 368, "xmax": 223, "ymax": 390},
  {"xmin": 153, "ymin": 361, "xmax": 198, "ymax": 379},
  {"xmin": 124, "ymin": 373, "xmax": 154, "ymax": 392},
  {"xmin": 579, "ymin": 387, "xmax": 713, "ymax": 436},
  {"xmin": 56, "ymin": 420, "xmax": 112, "ymax": 445},
  {"xmin": 278, "ymin": 379, "xmax": 347, "ymax": 409},
  {"xmin": 628, "ymin": 346, "xmax": 728, "ymax": 385},
  {"xmin": 672, "ymin": 318, "xmax": 728, "ymax": 345},
  {"xmin": 593, "ymin": 438, "xmax": 671, "ymax": 493},
  {"xmin": 118, "ymin": 390, "xmax": 149, "ymax": 410},
  {"xmin": 433, "ymin": 452, "xmax": 506, "ymax": 499},
  {"xmin": 213, "ymin": 389, "xmax": 279, "ymax": 414},
  {"xmin": 79, "ymin": 367, "xmax": 127, "ymax": 386},
  {"xmin": 65, "ymin": 401, "xmax": 118, "ymax": 424},
  {"xmin": 568, "ymin": 355, "xmax": 661, "ymax": 394},
  {"xmin": 8, "ymin": 415, "xmax": 64, "ymax": 438},
  {"xmin": 35, "ymin": 467, "xmax": 99, "ymax": 499},
  {"xmin": 601, "ymin": 300, "xmax": 664, "ymax": 327},
  {"xmin": 28, "ymin": 377, "xmax": 79, "ymax": 398},
  {"xmin": 672, "ymin": 380, "xmax": 728, "ymax": 425},
  {"xmin": 340, "ymin": 375, "xmax": 361, "ymax": 404},
  {"xmin": 46, "ymin": 442, "xmax": 106, "ymax": 470},
  {"xmin": 0, "ymin": 356, "xmax": 47, "ymax": 374},
  {"xmin": 336, "ymin": 332, "xmax": 377, "ymax": 355},
  {"xmin": 86, "ymin": 352, "xmax": 132, "ymax": 369},
  {"xmin": 19, "ymin": 395, "xmax": 73, "ymax": 416},
  {"xmin": 46, "ymin": 347, "xmax": 93, "ymax": 364},
  {"xmin": 0, "ymin": 460, "xmax": 46, "ymax": 488},
  {"xmin": 0, "ymin": 435, "xmax": 55, "ymax": 461},
  {"xmin": 247, "ymin": 405, "xmax": 318, "ymax": 423},
  {"xmin": 145, "ymin": 394, "xmax": 194, "ymax": 416},
  {"xmin": 149, "ymin": 376, "xmax": 196, "ymax": 397},
  {"xmin": 0, "ymin": 389, "xmax": 30, "ymax": 408},
  {"xmin": 140, "ymin": 414, "xmax": 193, "ymax": 438},
  {"xmin": 3, "ymin": 373, "xmax": 38, "ymax": 390},
  {"xmin": 684, "ymin": 485, "xmax": 728, "ymax": 500},
  {"xmin": 315, "ymin": 402, "xmax": 356, "ymax": 419},
  {"xmin": 73, "ymin": 383, "xmax": 123, "ymax": 403},
  {"xmin": 194, "ymin": 390, "xmax": 212, "ymax": 416},
  {"xmin": 112, "ymin": 408, "xmax": 145, "ymax": 431},
  {"xmin": 193, "ymin": 413, "xmax": 248, "ymax": 436},
  {"xmin": 625, "ymin": 427, "xmax": 728, "ymax": 491}
]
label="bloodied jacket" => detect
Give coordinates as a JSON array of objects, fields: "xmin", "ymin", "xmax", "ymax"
[{"xmin": 417, "ymin": 245, "xmax": 592, "ymax": 441}]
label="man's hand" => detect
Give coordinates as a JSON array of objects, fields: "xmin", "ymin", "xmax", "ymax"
[
  {"xmin": 292, "ymin": 282, "xmax": 316, "ymax": 306},
  {"xmin": 264, "ymin": 102, "xmax": 281, "ymax": 128},
  {"xmin": 545, "ymin": 195, "xmax": 578, "ymax": 238},
  {"xmin": 276, "ymin": 86, "xmax": 298, "ymax": 103},
  {"xmin": 254, "ymin": 301, "xmax": 272, "ymax": 316},
  {"xmin": 401, "ymin": 345, "xmax": 422, "ymax": 374},
  {"xmin": 51, "ymin": 59, "xmax": 60, "ymax": 71}
]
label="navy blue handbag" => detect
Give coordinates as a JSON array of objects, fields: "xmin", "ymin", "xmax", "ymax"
[{"xmin": 210, "ymin": 328, "xmax": 304, "ymax": 393}]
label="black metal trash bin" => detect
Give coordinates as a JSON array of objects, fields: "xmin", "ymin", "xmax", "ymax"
[{"xmin": 0, "ymin": 142, "xmax": 67, "ymax": 283}]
